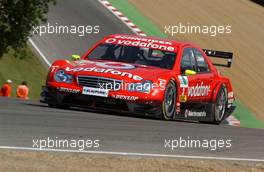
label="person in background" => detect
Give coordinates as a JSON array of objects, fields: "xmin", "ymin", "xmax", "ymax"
[
  {"xmin": 16, "ymin": 81, "xmax": 29, "ymax": 100},
  {"xmin": 0, "ymin": 79, "xmax": 12, "ymax": 97}
]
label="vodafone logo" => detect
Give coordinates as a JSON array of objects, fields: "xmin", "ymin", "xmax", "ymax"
[
  {"xmin": 75, "ymin": 60, "xmax": 135, "ymax": 70},
  {"xmin": 65, "ymin": 61, "xmax": 142, "ymax": 81},
  {"xmin": 188, "ymin": 82, "xmax": 210, "ymax": 97},
  {"xmin": 105, "ymin": 38, "xmax": 175, "ymax": 52},
  {"xmin": 105, "ymin": 38, "xmax": 116, "ymax": 44},
  {"xmin": 96, "ymin": 61, "xmax": 135, "ymax": 69}
]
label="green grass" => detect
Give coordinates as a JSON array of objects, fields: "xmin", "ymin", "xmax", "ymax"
[
  {"xmin": 108, "ymin": 0, "xmax": 166, "ymax": 38},
  {"xmin": 0, "ymin": 47, "xmax": 47, "ymax": 100},
  {"xmin": 233, "ymin": 101, "xmax": 264, "ymax": 128}
]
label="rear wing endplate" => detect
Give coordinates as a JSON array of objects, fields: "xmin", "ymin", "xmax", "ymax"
[{"xmin": 202, "ymin": 49, "xmax": 233, "ymax": 67}]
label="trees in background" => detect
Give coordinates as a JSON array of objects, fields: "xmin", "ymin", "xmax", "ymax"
[{"xmin": 0, "ymin": 0, "xmax": 56, "ymax": 58}]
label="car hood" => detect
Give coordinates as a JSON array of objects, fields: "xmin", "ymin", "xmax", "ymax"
[{"xmin": 61, "ymin": 60, "xmax": 171, "ymax": 82}]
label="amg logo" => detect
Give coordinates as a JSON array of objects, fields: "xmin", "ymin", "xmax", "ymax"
[{"xmin": 188, "ymin": 82, "xmax": 210, "ymax": 97}]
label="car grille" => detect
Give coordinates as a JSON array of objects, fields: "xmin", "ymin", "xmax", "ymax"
[{"xmin": 77, "ymin": 76, "xmax": 122, "ymax": 90}]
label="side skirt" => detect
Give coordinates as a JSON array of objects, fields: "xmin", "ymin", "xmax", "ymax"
[{"xmin": 174, "ymin": 102, "xmax": 214, "ymax": 122}]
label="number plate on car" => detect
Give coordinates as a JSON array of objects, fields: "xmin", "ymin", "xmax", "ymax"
[{"xmin": 82, "ymin": 87, "xmax": 109, "ymax": 97}]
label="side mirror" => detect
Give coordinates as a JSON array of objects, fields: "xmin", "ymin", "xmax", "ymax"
[
  {"xmin": 185, "ymin": 69, "xmax": 196, "ymax": 76},
  {"xmin": 71, "ymin": 54, "xmax": 80, "ymax": 61}
]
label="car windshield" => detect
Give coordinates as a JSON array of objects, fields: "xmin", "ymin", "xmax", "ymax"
[{"xmin": 86, "ymin": 43, "xmax": 176, "ymax": 70}]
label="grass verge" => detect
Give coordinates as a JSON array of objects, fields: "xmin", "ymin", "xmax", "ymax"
[
  {"xmin": 233, "ymin": 101, "xmax": 264, "ymax": 128},
  {"xmin": 0, "ymin": 47, "xmax": 47, "ymax": 100}
]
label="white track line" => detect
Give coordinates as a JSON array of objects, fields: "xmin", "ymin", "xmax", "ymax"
[
  {"xmin": 0, "ymin": 146, "xmax": 263, "ymax": 162},
  {"xmin": 28, "ymin": 38, "xmax": 51, "ymax": 67}
]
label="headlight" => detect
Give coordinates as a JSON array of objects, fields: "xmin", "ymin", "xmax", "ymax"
[
  {"xmin": 127, "ymin": 80, "xmax": 152, "ymax": 93},
  {"xmin": 54, "ymin": 70, "xmax": 73, "ymax": 83}
]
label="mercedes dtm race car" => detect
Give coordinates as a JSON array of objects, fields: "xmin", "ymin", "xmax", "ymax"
[{"xmin": 41, "ymin": 34, "xmax": 235, "ymax": 124}]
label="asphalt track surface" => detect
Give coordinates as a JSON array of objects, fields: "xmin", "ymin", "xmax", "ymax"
[
  {"xmin": 31, "ymin": 0, "xmax": 133, "ymax": 65},
  {"xmin": 1, "ymin": 0, "xmax": 263, "ymax": 161},
  {"xmin": 0, "ymin": 98, "xmax": 263, "ymax": 160}
]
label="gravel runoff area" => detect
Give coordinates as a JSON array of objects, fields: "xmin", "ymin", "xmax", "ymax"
[{"xmin": 0, "ymin": 150, "xmax": 263, "ymax": 172}]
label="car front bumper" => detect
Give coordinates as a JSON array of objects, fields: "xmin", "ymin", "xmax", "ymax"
[{"xmin": 40, "ymin": 86, "xmax": 162, "ymax": 118}]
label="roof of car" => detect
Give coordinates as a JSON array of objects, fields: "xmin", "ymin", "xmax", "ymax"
[{"xmin": 105, "ymin": 34, "xmax": 191, "ymax": 48}]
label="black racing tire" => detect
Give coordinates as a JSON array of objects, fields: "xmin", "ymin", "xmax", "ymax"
[
  {"xmin": 212, "ymin": 85, "xmax": 227, "ymax": 124},
  {"xmin": 162, "ymin": 80, "xmax": 176, "ymax": 120}
]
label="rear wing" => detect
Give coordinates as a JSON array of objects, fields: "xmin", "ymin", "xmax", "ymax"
[{"xmin": 202, "ymin": 49, "xmax": 233, "ymax": 67}]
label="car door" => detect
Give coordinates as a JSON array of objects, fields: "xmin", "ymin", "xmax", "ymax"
[
  {"xmin": 192, "ymin": 48, "xmax": 214, "ymax": 102},
  {"xmin": 179, "ymin": 47, "xmax": 202, "ymax": 103}
]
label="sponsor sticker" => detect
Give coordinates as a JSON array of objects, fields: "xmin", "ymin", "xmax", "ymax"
[
  {"xmin": 112, "ymin": 94, "xmax": 139, "ymax": 101},
  {"xmin": 178, "ymin": 76, "xmax": 188, "ymax": 88},
  {"xmin": 51, "ymin": 65, "xmax": 60, "ymax": 72},
  {"xmin": 74, "ymin": 60, "xmax": 135, "ymax": 69},
  {"xmin": 228, "ymin": 99, "xmax": 234, "ymax": 104},
  {"xmin": 179, "ymin": 95, "xmax": 187, "ymax": 102},
  {"xmin": 57, "ymin": 87, "xmax": 80, "ymax": 94},
  {"xmin": 82, "ymin": 87, "xmax": 108, "ymax": 97},
  {"xmin": 184, "ymin": 110, "xmax": 207, "ymax": 118},
  {"xmin": 228, "ymin": 91, "xmax": 234, "ymax": 98},
  {"xmin": 65, "ymin": 66, "xmax": 142, "ymax": 81},
  {"xmin": 176, "ymin": 102, "xmax": 181, "ymax": 114},
  {"xmin": 104, "ymin": 35, "xmax": 175, "ymax": 52},
  {"xmin": 188, "ymin": 82, "xmax": 210, "ymax": 97}
]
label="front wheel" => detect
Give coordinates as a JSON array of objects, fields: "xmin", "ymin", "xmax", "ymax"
[
  {"xmin": 162, "ymin": 80, "xmax": 176, "ymax": 120},
  {"xmin": 212, "ymin": 85, "xmax": 227, "ymax": 124}
]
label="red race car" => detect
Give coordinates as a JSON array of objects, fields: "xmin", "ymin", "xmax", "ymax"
[{"xmin": 41, "ymin": 34, "xmax": 235, "ymax": 124}]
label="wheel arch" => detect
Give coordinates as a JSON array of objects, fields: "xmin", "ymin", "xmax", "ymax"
[
  {"xmin": 169, "ymin": 77, "xmax": 179, "ymax": 105},
  {"xmin": 211, "ymin": 81, "xmax": 227, "ymax": 103}
]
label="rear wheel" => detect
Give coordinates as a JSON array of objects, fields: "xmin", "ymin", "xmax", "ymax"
[
  {"xmin": 162, "ymin": 80, "xmax": 176, "ymax": 120},
  {"xmin": 213, "ymin": 85, "xmax": 227, "ymax": 124}
]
